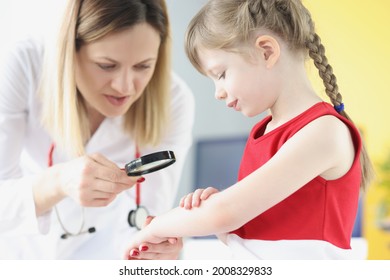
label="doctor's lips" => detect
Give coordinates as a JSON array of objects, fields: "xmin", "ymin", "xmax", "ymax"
[{"xmin": 104, "ymin": 94, "xmax": 130, "ymax": 106}]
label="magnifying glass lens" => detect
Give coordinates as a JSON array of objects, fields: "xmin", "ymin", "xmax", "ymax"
[
  {"xmin": 131, "ymin": 159, "xmax": 173, "ymax": 172},
  {"xmin": 125, "ymin": 150, "xmax": 176, "ymax": 176}
]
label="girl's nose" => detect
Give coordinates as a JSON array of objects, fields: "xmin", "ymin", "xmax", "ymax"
[{"xmin": 214, "ymin": 88, "xmax": 227, "ymax": 100}]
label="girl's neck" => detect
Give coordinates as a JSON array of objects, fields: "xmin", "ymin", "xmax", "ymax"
[{"xmin": 266, "ymin": 68, "xmax": 321, "ymax": 133}]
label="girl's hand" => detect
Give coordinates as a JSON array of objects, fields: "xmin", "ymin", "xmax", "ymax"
[
  {"xmin": 179, "ymin": 187, "xmax": 219, "ymax": 210},
  {"xmin": 56, "ymin": 153, "xmax": 140, "ymax": 207}
]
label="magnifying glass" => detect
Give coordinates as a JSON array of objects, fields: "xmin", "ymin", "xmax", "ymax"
[
  {"xmin": 125, "ymin": 150, "xmax": 176, "ymax": 230},
  {"xmin": 125, "ymin": 150, "xmax": 176, "ymax": 176}
]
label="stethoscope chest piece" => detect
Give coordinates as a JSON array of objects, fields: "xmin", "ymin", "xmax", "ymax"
[{"xmin": 128, "ymin": 206, "xmax": 149, "ymax": 230}]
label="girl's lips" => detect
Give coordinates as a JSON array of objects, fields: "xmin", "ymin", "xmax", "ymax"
[
  {"xmin": 104, "ymin": 95, "xmax": 130, "ymax": 106},
  {"xmin": 227, "ymin": 100, "xmax": 239, "ymax": 111}
]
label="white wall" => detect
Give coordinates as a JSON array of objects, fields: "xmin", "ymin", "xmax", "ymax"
[{"xmin": 0, "ymin": 0, "xmax": 262, "ymax": 202}]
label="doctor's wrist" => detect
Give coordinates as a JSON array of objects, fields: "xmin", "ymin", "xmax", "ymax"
[{"xmin": 33, "ymin": 165, "xmax": 67, "ymax": 216}]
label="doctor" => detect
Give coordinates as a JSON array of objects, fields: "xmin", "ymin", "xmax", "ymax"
[{"xmin": 0, "ymin": 0, "xmax": 194, "ymax": 259}]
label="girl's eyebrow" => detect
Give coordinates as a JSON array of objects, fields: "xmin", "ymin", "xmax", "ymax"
[
  {"xmin": 202, "ymin": 60, "xmax": 223, "ymax": 78},
  {"xmin": 204, "ymin": 68, "xmax": 220, "ymax": 79}
]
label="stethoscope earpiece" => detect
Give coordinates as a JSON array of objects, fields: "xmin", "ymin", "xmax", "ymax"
[{"xmin": 60, "ymin": 227, "xmax": 96, "ymax": 239}]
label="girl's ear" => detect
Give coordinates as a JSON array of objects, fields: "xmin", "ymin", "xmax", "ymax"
[{"xmin": 255, "ymin": 35, "xmax": 280, "ymax": 69}]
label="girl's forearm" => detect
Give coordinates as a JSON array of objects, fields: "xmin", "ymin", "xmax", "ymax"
[
  {"xmin": 141, "ymin": 170, "xmax": 273, "ymax": 242},
  {"xmin": 147, "ymin": 191, "xmax": 242, "ymax": 239}
]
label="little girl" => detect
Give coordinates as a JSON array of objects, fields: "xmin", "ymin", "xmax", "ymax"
[{"xmin": 124, "ymin": 0, "xmax": 374, "ymax": 259}]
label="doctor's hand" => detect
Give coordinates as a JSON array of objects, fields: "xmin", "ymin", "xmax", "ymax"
[
  {"xmin": 56, "ymin": 153, "xmax": 140, "ymax": 207},
  {"xmin": 180, "ymin": 187, "xmax": 219, "ymax": 210},
  {"xmin": 125, "ymin": 216, "xmax": 183, "ymax": 260}
]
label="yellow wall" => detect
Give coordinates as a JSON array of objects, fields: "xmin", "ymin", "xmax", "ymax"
[
  {"xmin": 304, "ymin": 0, "xmax": 390, "ymax": 160},
  {"xmin": 303, "ymin": 0, "xmax": 390, "ymax": 259}
]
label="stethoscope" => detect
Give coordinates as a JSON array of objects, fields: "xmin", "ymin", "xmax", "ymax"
[
  {"xmin": 48, "ymin": 143, "xmax": 176, "ymax": 238},
  {"xmin": 127, "ymin": 147, "xmax": 147, "ymax": 230},
  {"xmin": 125, "ymin": 149, "xmax": 176, "ymax": 230},
  {"xmin": 48, "ymin": 143, "xmax": 96, "ymax": 239}
]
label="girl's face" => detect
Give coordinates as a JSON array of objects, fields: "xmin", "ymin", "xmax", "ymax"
[
  {"xmin": 198, "ymin": 47, "xmax": 278, "ymax": 117},
  {"xmin": 75, "ymin": 23, "xmax": 161, "ymax": 118}
]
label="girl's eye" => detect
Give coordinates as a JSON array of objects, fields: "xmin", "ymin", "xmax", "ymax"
[
  {"xmin": 97, "ymin": 63, "xmax": 116, "ymax": 70},
  {"xmin": 218, "ymin": 71, "xmax": 226, "ymax": 80}
]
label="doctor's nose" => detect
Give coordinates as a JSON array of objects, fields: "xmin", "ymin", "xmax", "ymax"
[{"xmin": 111, "ymin": 70, "xmax": 134, "ymax": 95}]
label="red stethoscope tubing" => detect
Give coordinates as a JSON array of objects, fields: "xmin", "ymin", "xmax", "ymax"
[
  {"xmin": 135, "ymin": 148, "xmax": 141, "ymax": 207},
  {"xmin": 48, "ymin": 143, "xmax": 55, "ymax": 167},
  {"xmin": 48, "ymin": 143, "xmax": 142, "ymax": 206}
]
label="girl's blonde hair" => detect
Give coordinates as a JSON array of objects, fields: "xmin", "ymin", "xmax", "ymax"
[
  {"xmin": 39, "ymin": 0, "xmax": 171, "ymax": 157},
  {"xmin": 185, "ymin": 0, "xmax": 374, "ymax": 189}
]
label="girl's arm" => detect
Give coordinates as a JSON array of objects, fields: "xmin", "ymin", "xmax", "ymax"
[{"xmin": 124, "ymin": 115, "xmax": 355, "ymax": 256}]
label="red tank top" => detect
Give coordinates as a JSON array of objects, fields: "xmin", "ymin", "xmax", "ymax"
[{"xmin": 230, "ymin": 102, "xmax": 362, "ymax": 249}]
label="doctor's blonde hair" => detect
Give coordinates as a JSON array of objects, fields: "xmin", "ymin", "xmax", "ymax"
[
  {"xmin": 39, "ymin": 0, "xmax": 171, "ymax": 157},
  {"xmin": 185, "ymin": 0, "xmax": 374, "ymax": 189}
]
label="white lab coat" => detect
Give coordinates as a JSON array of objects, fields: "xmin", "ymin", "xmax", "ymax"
[{"xmin": 0, "ymin": 38, "xmax": 195, "ymax": 259}]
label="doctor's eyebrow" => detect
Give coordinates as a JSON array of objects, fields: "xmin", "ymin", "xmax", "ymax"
[{"xmin": 96, "ymin": 56, "xmax": 158, "ymax": 65}]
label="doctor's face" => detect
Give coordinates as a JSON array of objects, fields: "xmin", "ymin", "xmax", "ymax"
[{"xmin": 75, "ymin": 23, "xmax": 161, "ymax": 118}]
